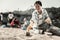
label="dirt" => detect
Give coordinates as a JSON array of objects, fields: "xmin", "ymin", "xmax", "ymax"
[{"xmin": 0, "ymin": 28, "xmax": 60, "ymax": 40}]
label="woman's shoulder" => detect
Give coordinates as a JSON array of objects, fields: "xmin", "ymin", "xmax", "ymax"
[{"xmin": 32, "ymin": 10, "xmax": 37, "ymax": 14}]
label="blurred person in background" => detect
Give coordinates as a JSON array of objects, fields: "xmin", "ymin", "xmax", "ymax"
[
  {"xmin": 0, "ymin": 13, "xmax": 3, "ymax": 22},
  {"xmin": 8, "ymin": 12, "xmax": 14, "ymax": 23},
  {"xmin": 0, "ymin": 21, "xmax": 6, "ymax": 28},
  {"xmin": 21, "ymin": 18, "xmax": 30, "ymax": 30},
  {"xmin": 0, "ymin": 13, "xmax": 6, "ymax": 28}
]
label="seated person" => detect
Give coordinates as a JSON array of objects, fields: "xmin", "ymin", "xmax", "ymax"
[
  {"xmin": 0, "ymin": 21, "xmax": 6, "ymax": 28},
  {"xmin": 10, "ymin": 17, "xmax": 21, "ymax": 28},
  {"xmin": 8, "ymin": 12, "xmax": 14, "ymax": 23}
]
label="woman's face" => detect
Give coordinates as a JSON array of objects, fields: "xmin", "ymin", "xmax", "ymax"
[{"xmin": 34, "ymin": 4, "xmax": 42, "ymax": 12}]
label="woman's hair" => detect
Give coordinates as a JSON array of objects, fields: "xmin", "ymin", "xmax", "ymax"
[{"xmin": 34, "ymin": 1, "xmax": 42, "ymax": 6}]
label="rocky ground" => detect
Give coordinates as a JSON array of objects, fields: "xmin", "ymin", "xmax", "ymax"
[{"xmin": 0, "ymin": 28, "xmax": 60, "ymax": 40}]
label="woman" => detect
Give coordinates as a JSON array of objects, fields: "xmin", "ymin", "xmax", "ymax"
[{"xmin": 26, "ymin": 1, "xmax": 52, "ymax": 36}]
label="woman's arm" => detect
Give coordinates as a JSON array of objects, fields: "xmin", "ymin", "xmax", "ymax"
[
  {"xmin": 44, "ymin": 9, "xmax": 52, "ymax": 24},
  {"xmin": 45, "ymin": 17, "xmax": 52, "ymax": 24},
  {"xmin": 26, "ymin": 20, "xmax": 34, "ymax": 32}
]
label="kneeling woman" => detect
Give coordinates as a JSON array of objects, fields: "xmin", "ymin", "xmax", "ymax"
[{"xmin": 26, "ymin": 1, "xmax": 52, "ymax": 36}]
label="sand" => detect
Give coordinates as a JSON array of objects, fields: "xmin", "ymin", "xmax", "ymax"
[{"xmin": 0, "ymin": 28, "xmax": 60, "ymax": 40}]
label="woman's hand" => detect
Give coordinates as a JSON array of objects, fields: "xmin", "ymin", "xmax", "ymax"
[{"xmin": 45, "ymin": 17, "xmax": 52, "ymax": 24}]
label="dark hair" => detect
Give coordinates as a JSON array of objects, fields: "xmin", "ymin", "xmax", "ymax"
[{"xmin": 34, "ymin": 1, "xmax": 42, "ymax": 6}]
